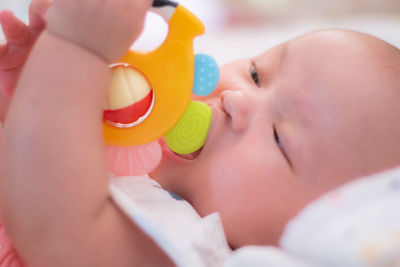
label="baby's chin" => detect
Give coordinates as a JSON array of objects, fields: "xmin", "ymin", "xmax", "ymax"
[
  {"xmin": 149, "ymin": 140, "xmax": 201, "ymax": 181},
  {"xmin": 148, "ymin": 157, "xmax": 182, "ymax": 188}
]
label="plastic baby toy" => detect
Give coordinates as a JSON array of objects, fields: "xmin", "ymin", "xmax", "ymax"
[{"xmin": 104, "ymin": 0, "xmax": 219, "ymax": 176}]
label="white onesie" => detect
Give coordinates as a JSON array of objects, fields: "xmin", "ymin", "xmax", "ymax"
[{"xmin": 109, "ymin": 175, "xmax": 232, "ymax": 267}]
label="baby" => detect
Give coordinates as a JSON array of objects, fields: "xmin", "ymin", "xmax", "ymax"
[{"xmin": 1, "ymin": 0, "xmax": 400, "ymax": 266}]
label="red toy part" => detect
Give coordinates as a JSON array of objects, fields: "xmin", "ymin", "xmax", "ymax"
[
  {"xmin": 104, "ymin": 91, "xmax": 153, "ymax": 125},
  {"xmin": 105, "ymin": 141, "xmax": 162, "ymax": 176}
]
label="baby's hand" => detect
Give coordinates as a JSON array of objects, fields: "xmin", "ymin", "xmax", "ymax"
[
  {"xmin": 0, "ymin": 0, "xmax": 50, "ymax": 97},
  {"xmin": 46, "ymin": 0, "xmax": 152, "ymax": 63}
]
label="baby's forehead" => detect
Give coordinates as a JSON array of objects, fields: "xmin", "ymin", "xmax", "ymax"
[
  {"xmin": 280, "ymin": 30, "xmax": 400, "ymax": 89},
  {"xmin": 288, "ymin": 31, "xmax": 370, "ymax": 57},
  {"xmin": 288, "ymin": 30, "xmax": 400, "ymax": 63},
  {"xmin": 291, "ymin": 31, "xmax": 400, "ymax": 137},
  {"xmin": 254, "ymin": 29, "xmax": 400, "ymax": 108}
]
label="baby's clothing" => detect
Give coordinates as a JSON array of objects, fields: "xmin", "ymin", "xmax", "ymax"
[
  {"xmin": 224, "ymin": 166, "xmax": 400, "ymax": 267},
  {"xmin": 109, "ymin": 175, "xmax": 232, "ymax": 267}
]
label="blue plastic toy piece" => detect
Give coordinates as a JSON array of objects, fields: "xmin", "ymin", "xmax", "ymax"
[{"xmin": 193, "ymin": 54, "xmax": 219, "ymax": 96}]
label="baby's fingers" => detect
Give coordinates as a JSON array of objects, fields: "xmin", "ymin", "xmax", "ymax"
[
  {"xmin": 29, "ymin": 0, "xmax": 51, "ymax": 37},
  {"xmin": 0, "ymin": 40, "xmax": 6, "ymax": 63},
  {"xmin": 0, "ymin": 10, "xmax": 30, "ymax": 46},
  {"xmin": 0, "ymin": 68, "xmax": 19, "ymax": 97}
]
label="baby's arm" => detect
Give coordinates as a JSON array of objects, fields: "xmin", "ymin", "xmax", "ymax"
[{"xmin": 0, "ymin": 1, "xmax": 173, "ymax": 266}]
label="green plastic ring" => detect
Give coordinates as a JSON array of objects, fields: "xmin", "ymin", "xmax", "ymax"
[{"xmin": 165, "ymin": 101, "xmax": 212, "ymax": 154}]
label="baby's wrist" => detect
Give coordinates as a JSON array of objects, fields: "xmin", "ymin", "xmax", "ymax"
[
  {"xmin": 44, "ymin": 0, "xmax": 151, "ymax": 63},
  {"xmin": 45, "ymin": 4, "xmax": 126, "ymax": 63},
  {"xmin": 45, "ymin": 26, "xmax": 112, "ymax": 64},
  {"xmin": 45, "ymin": 19, "xmax": 113, "ymax": 63}
]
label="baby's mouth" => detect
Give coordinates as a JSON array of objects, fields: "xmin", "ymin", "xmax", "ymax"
[
  {"xmin": 159, "ymin": 137, "xmax": 203, "ymax": 161},
  {"xmin": 173, "ymin": 147, "xmax": 203, "ymax": 160}
]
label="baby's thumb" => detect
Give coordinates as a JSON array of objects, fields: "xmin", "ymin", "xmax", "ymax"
[
  {"xmin": 29, "ymin": 0, "xmax": 52, "ymax": 35},
  {"xmin": 30, "ymin": 0, "xmax": 52, "ymax": 18}
]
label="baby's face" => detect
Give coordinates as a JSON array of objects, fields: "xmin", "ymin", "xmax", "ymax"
[{"xmin": 151, "ymin": 30, "xmax": 400, "ymax": 248}]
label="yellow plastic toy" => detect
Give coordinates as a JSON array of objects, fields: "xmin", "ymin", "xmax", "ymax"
[{"xmin": 104, "ymin": 0, "xmax": 219, "ymax": 176}]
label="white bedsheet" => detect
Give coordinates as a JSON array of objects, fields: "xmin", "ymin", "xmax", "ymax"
[{"xmin": 195, "ymin": 14, "xmax": 400, "ymax": 65}]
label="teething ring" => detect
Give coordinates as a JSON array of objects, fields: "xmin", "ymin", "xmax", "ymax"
[{"xmin": 103, "ymin": 3, "xmax": 205, "ymax": 146}]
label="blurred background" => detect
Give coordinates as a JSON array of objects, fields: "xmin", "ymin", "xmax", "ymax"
[{"xmin": 1, "ymin": 0, "xmax": 400, "ymax": 65}]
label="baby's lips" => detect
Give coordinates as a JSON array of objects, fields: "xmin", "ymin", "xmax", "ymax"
[{"xmin": 104, "ymin": 65, "xmax": 153, "ymax": 125}]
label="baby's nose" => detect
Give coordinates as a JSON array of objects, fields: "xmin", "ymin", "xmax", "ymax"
[{"xmin": 221, "ymin": 90, "xmax": 252, "ymax": 131}]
